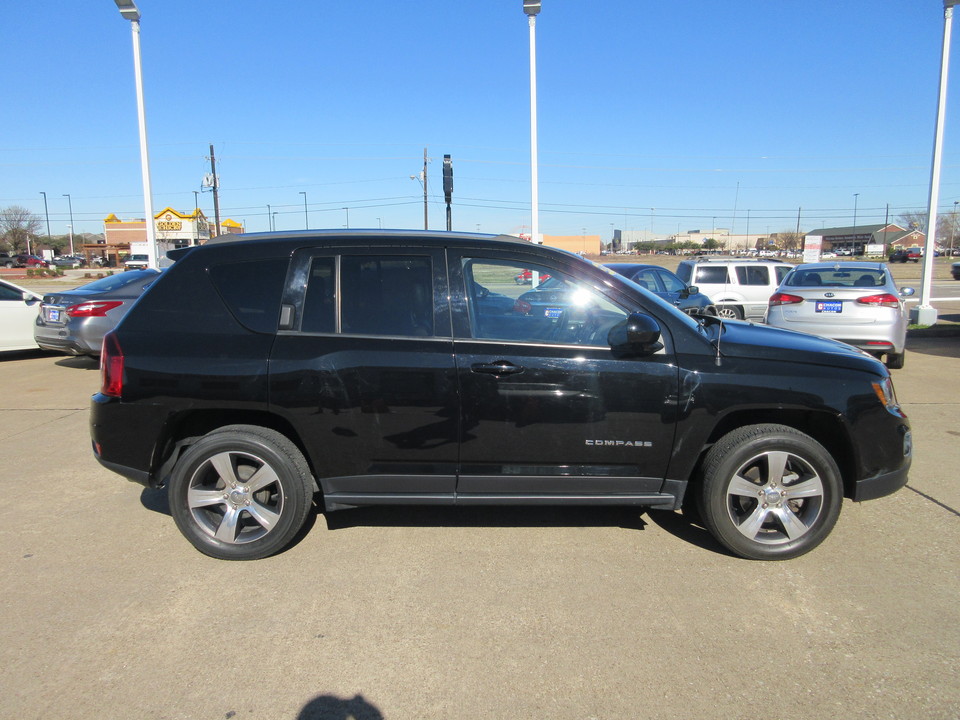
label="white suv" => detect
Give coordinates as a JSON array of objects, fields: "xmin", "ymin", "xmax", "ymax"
[{"xmin": 675, "ymin": 257, "xmax": 793, "ymax": 320}]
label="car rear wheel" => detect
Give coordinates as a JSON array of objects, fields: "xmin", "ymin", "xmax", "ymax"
[
  {"xmin": 169, "ymin": 425, "xmax": 315, "ymax": 560},
  {"xmin": 886, "ymin": 351, "xmax": 905, "ymax": 370},
  {"xmin": 715, "ymin": 304, "xmax": 743, "ymax": 320},
  {"xmin": 697, "ymin": 424, "xmax": 842, "ymax": 560}
]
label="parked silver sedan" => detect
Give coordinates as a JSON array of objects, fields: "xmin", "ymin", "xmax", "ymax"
[
  {"xmin": 765, "ymin": 262, "xmax": 914, "ymax": 369},
  {"xmin": 34, "ymin": 270, "xmax": 159, "ymax": 356}
]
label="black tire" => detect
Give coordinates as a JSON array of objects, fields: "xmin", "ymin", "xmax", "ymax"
[
  {"xmin": 886, "ymin": 351, "xmax": 905, "ymax": 370},
  {"xmin": 168, "ymin": 425, "xmax": 315, "ymax": 560},
  {"xmin": 715, "ymin": 304, "xmax": 743, "ymax": 320},
  {"xmin": 697, "ymin": 424, "xmax": 842, "ymax": 560}
]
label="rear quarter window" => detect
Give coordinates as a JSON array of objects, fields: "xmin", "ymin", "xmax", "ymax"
[{"xmin": 209, "ymin": 258, "xmax": 289, "ymax": 333}]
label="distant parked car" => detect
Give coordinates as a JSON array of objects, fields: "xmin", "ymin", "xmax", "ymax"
[
  {"xmin": 123, "ymin": 254, "xmax": 150, "ymax": 271},
  {"xmin": 765, "ymin": 262, "xmax": 914, "ymax": 369},
  {"xmin": 604, "ymin": 263, "xmax": 716, "ymax": 316},
  {"xmin": 514, "ymin": 268, "xmax": 551, "ymax": 284},
  {"xmin": 0, "ymin": 278, "xmax": 42, "ymax": 352},
  {"xmin": 675, "ymin": 257, "xmax": 793, "ymax": 321},
  {"xmin": 889, "ymin": 248, "xmax": 921, "ymax": 263},
  {"xmin": 2, "ymin": 254, "xmax": 49, "ymax": 268},
  {"xmin": 50, "ymin": 255, "xmax": 86, "ymax": 269},
  {"xmin": 951, "ymin": 261, "xmax": 960, "ymax": 280},
  {"xmin": 34, "ymin": 269, "xmax": 160, "ymax": 356}
]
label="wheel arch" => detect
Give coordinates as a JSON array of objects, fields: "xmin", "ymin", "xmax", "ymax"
[
  {"xmin": 154, "ymin": 409, "xmax": 318, "ymax": 490},
  {"xmin": 693, "ymin": 409, "xmax": 858, "ymax": 498}
]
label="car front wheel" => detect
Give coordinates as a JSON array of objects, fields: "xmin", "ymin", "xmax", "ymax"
[
  {"xmin": 168, "ymin": 425, "xmax": 315, "ymax": 560},
  {"xmin": 697, "ymin": 424, "xmax": 842, "ymax": 560}
]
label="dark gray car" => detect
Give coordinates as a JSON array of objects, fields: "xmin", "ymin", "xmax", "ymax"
[
  {"xmin": 34, "ymin": 270, "xmax": 159, "ymax": 356},
  {"xmin": 604, "ymin": 263, "xmax": 716, "ymax": 316}
]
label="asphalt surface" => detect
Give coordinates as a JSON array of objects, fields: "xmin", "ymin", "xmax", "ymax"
[{"xmin": 0, "ymin": 278, "xmax": 958, "ymax": 719}]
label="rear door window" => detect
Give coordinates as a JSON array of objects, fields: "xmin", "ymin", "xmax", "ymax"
[{"xmin": 735, "ymin": 266, "xmax": 770, "ymax": 286}]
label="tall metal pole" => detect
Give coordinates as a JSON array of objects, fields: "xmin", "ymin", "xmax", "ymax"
[
  {"xmin": 267, "ymin": 205, "xmax": 272, "ymax": 232},
  {"xmin": 300, "ymin": 191, "xmax": 309, "ymax": 229},
  {"xmin": 120, "ymin": 9, "xmax": 158, "ymax": 270},
  {"xmin": 63, "ymin": 194, "xmax": 75, "ymax": 255},
  {"xmin": 917, "ymin": 0, "xmax": 958, "ymax": 325},
  {"xmin": 39, "ymin": 191, "xmax": 50, "ymax": 254},
  {"xmin": 422, "ymin": 147, "xmax": 429, "ymax": 230},
  {"xmin": 193, "ymin": 190, "xmax": 200, "ymax": 245},
  {"xmin": 525, "ymin": 1, "xmax": 541, "ymax": 244},
  {"xmin": 343, "ymin": 207, "xmax": 350, "ymax": 229}
]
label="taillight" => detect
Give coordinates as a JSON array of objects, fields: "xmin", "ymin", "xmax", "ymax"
[
  {"xmin": 768, "ymin": 292, "xmax": 804, "ymax": 307},
  {"xmin": 100, "ymin": 332, "xmax": 124, "ymax": 397},
  {"xmin": 67, "ymin": 300, "xmax": 124, "ymax": 317},
  {"xmin": 856, "ymin": 293, "xmax": 900, "ymax": 309}
]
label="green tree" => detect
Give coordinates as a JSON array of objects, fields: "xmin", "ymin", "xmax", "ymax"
[{"xmin": 0, "ymin": 205, "xmax": 43, "ymax": 253}]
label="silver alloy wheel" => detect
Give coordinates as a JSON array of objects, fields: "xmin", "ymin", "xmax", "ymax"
[
  {"xmin": 186, "ymin": 450, "xmax": 284, "ymax": 545},
  {"xmin": 715, "ymin": 305, "xmax": 742, "ymax": 320},
  {"xmin": 724, "ymin": 450, "xmax": 824, "ymax": 545}
]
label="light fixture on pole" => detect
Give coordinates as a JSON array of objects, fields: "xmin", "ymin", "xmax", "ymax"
[
  {"xmin": 915, "ymin": 0, "xmax": 958, "ymax": 325},
  {"xmin": 63, "ymin": 194, "xmax": 75, "ymax": 255},
  {"xmin": 114, "ymin": 0, "xmax": 158, "ymax": 270},
  {"xmin": 523, "ymin": 0, "xmax": 541, "ymax": 244},
  {"xmin": 299, "ymin": 191, "xmax": 309, "ymax": 229}
]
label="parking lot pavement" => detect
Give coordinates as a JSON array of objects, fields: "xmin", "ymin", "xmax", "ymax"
[{"xmin": 0, "ymin": 346, "xmax": 958, "ymax": 719}]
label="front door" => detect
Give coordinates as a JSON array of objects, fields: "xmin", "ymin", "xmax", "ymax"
[{"xmin": 448, "ymin": 251, "xmax": 678, "ymax": 498}]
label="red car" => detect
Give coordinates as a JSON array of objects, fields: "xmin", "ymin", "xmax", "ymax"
[
  {"xmin": 514, "ymin": 269, "xmax": 551, "ymax": 284},
  {"xmin": 14, "ymin": 254, "xmax": 49, "ymax": 268}
]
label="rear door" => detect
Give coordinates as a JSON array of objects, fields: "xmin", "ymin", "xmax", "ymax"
[
  {"xmin": 448, "ymin": 249, "xmax": 679, "ymax": 500},
  {"xmin": 269, "ymin": 247, "xmax": 459, "ymax": 504}
]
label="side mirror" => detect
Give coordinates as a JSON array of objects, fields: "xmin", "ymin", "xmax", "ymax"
[
  {"xmin": 608, "ymin": 312, "xmax": 663, "ymax": 355},
  {"xmin": 899, "ymin": 287, "xmax": 915, "ymax": 297},
  {"xmin": 686, "ymin": 285, "xmax": 699, "ymax": 295}
]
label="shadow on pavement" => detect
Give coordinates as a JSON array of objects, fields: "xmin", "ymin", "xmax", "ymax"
[
  {"xmin": 298, "ymin": 694, "xmax": 384, "ymax": 720},
  {"xmin": 54, "ymin": 355, "xmax": 99, "ymax": 370}
]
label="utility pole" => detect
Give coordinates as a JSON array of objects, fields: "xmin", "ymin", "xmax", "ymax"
[
  {"xmin": 209, "ymin": 144, "xmax": 221, "ymax": 237},
  {"xmin": 422, "ymin": 147, "xmax": 429, "ymax": 230},
  {"xmin": 443, "ymin": 154, "xmax": 453, "ymax": 231}
]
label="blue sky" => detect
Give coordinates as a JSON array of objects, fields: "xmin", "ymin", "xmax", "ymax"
[{"xmin": 4, "ymin": 1, "xmax": 960, "ymax": 240}]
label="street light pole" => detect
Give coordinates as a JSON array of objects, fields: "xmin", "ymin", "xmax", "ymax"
[
  {"xmin": 39, "ymin": 191, "xmax": 50, "ymax": 254},
  {"xmin": 343, "ymin": 207, "xmax": 350, "ymax": 229},
  {"xmin": 63, "ymin": 194, "xmax": 74, "ymax": 255},
  {"xmin": 916, "ymin": 0, "xmax": 959, "ymax": 325},
  {"xmin": 299, "ymin": 191, "xmax": 309, "ymax": 229},
  {"xmin": 114, "ymin": 0, "xmax": 158, "ymax": 270},
  {"xmin": 524, "ymin": 0, "xmax": 541, "ymax": 244},
  {"xmin": 267, "ymin": 204, "xmax": 272, "ymax": 231}
]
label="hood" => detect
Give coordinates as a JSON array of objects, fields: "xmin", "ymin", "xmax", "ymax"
[{"xmin": 711, "ymin": 319, "xmax": 885, "ymax": 374}]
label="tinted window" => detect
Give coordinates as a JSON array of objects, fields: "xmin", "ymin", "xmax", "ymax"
[
  {"xmin": 301, "ymin": 257, "xmax": 336, "ymax": 333},
  {"xmin": 462, "ymin": 258, "xmax": 627, "ymax": 346},
  {"xmin": 340, "ymin": 256, "xmax": 433, "ymax": 336},
  {"xmin": 656, "ymin": 269, "xmax": 686, "ymax": 293},
  {"xmin": 696, "ymin": 266, "xmax": 730, "ymax": 284},
  {"xmin": 735, "ymin": 266, "xmax": 770, "ymax": 286},
  {"xmin": 629, "ymin": 268, "xmax": 662, "ymax": 292},
  {"xmin": 0, "ymin": 282, "xmax": 23, "ymax": 302},
  {"xmin": 209, "ymin": 258, "xmax": 288, "ymax": 333}
]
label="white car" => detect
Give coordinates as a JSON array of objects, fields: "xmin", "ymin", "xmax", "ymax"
[
  {"xmin": 675, "ymin": 257, "xmax": 793, "ymax": 320},
  {"xmin": 0, "ymin": 278, "xmax": 42, "ymax": 352}
]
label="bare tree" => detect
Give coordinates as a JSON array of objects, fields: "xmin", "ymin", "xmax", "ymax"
[
  {"xmin": 772, "ymin": 230, "xmax": 802, "ymax": 250},
  {"xmin": 0, "ymin": 205, "xmax": 43, "ymax": 254}
]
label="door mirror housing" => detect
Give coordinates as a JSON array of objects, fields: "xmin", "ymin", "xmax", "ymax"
[{"xmin": 608, "ymin": 312, "xmax": 663, "ymax": 355}]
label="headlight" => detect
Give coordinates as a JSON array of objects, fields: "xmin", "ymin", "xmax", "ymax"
[{"xmin": 872, "ymin": 377, "xmax": 901, "ymax": 411}]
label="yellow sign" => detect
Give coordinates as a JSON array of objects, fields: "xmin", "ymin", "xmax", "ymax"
[{"xmin": 157, "ymin": 221, "xmax": 183, "ymax": 231}]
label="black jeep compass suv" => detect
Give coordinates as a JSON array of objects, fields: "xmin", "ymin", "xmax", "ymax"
[{"xmin": 90, "ymin": 231, "xmax": 911, "ymax": 561}]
